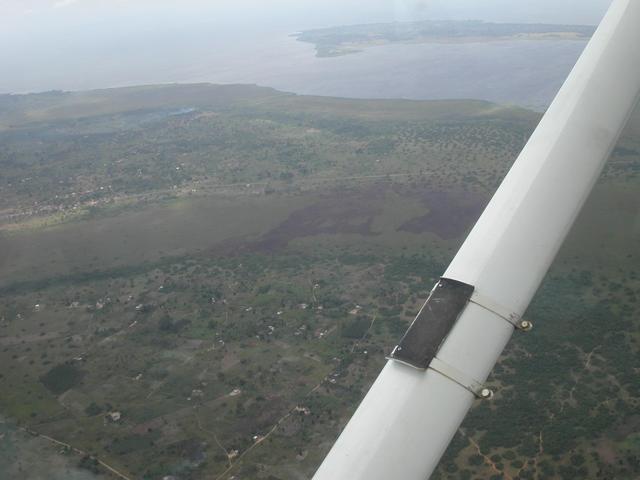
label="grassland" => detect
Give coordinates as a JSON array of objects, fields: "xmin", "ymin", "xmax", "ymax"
[{"xmin": 0, "ymin": 84, "xmax": 638, "ymax": 479}]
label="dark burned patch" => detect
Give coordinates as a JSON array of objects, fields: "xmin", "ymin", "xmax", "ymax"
[
  {"xmin": 397, "ymin": 190, "xmax": 488, "ymax": 240},
  {"xmin": 233, "ymin": 193, "xmax": 382, "ymax": 253},
  {"xmin": 40, "ymin": 362, "xmax": 84, "ymax": 395},
  {"xmin": 212, "ymin": 185, "xmax": 485, "ymax": 256}
]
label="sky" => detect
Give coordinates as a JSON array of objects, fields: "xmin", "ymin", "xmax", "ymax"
[
  {"xmin": 0, "ymin": 0, "xmax": 614, "ymax": 94},
  {"xmin": 0, "ymin": 0, "xmax": 613, "ymax": 30}
]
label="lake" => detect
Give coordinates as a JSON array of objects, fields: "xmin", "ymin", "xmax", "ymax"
[{"xmin": 3, "ymin": 31, "xmax": 587, "ymax": 110}]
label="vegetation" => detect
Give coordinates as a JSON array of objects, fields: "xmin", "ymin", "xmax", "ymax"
[
  {"xmin": 295, "ymin": 20, "xmax": 595, "ymax": 57},
  {"xmin": 0, "ymin": 84, "xmax": 638, "ymax": 479}
]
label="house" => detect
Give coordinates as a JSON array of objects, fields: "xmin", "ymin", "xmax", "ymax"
[{"xmin": 106, "ymin": 411, "xmax": 121, "ymax": 422}]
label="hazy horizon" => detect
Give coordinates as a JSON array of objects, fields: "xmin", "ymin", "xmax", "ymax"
[{"xmin": 0, "ymin": 0, "xmax": 613, "ymax": 95}]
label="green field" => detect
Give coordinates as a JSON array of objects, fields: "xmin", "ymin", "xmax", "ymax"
[{"xmin": 0, "ymin": 84, "xmax": 638, "ymax": 479}]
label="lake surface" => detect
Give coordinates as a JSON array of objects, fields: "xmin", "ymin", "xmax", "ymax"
[
  {"xmin": 3, "ymin": 32, "xmax": 587, "ymax": 110},
  {"xmin": 193, "ymin": 35, "xmax": 587, "ymax": 110}
]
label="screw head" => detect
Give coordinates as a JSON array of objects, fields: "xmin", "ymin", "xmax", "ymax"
[
  {"xmin": 480, "ymin": 388, "xmax": 494, "ymax": 399},
  {"xmin": 520, "ymin": 320, "xmax": 533, "ymax": 331}
]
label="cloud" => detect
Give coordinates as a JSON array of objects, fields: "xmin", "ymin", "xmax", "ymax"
[{"xmin": 54, "ymin": 0, "xmax": 80, "ymax": 8}]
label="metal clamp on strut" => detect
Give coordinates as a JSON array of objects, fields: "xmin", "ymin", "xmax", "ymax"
[
  {"xmin": 429, "ymin": 357, "xmax": 494, "ymax": 399},
  {"xmin": 469, "ymin": 291, "xmax": 533, "ymax": 331}
]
